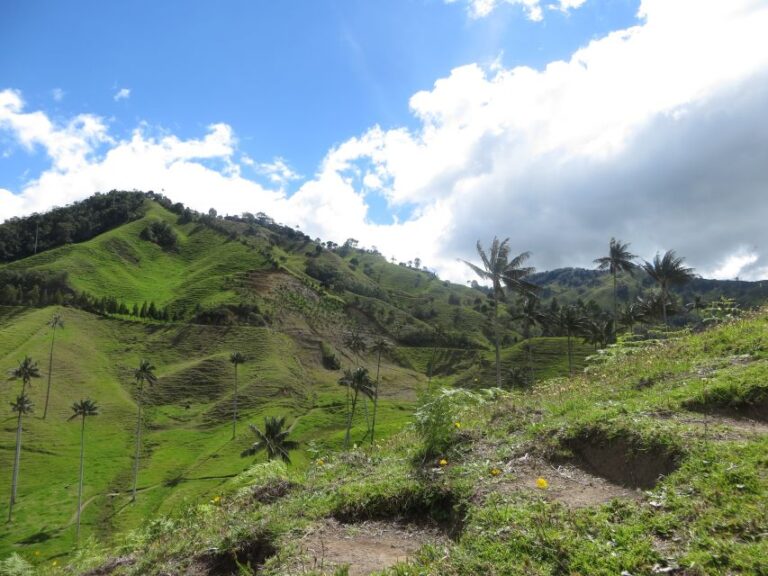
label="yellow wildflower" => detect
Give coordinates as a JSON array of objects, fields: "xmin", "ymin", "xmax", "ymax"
[
  {"xmin": 34, "ymin": 551, "xmax": 40, "ymax": 557},
  {"xmin": 210, "ymin": 495, "xmax": 222, "ymax": 505},
  {"xmin": 454, "ymin": 421, "xmax": 461, "ymax": 429},
  {"xmin": 490, "ymin": 468, "xmax": 502, "ymax": 477},
  {"xmin": 535, "ymin": 477, "xmax": 549, "ymax": 490},
  {"xmin": 438, "ymin": 458, "xmax": 448, "ymax": 467},
  {"xmin": 317, "ymin": 458, "xmax": 325, "ymax": 466}
]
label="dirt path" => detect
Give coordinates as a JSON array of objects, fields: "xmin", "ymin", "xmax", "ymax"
[
  {"xmin": 476, "ymin": 453, "xmax": 641, "ymax": 508},
  {"xmin": 657, "ymin": 411, "xmax": 768, "ymax": 441},
  {"xmin": 295, "ymin": 519, "xmax": 447, "ymax": 576}
]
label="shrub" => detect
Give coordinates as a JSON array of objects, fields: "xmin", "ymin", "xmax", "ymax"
[{"xmin": 140, "ymin": 219, "xmax": 178, "ymax": 250}]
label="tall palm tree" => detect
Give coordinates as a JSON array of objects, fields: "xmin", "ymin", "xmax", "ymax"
[
  {"xmin": 7, "ymin": 356, "xmax": 40, "ymax": 519},
  {"xmin": 68, "ymin": 399, "xmax": 98, "ymax": 541},
  {"xmin": 641, "ymin": 250, "xmax": 696, "ymax": 326},
  {"xmin": 229, "ymin": 352, "xmax": 246, "ymax": 439},
  {"xmin": 618, "ymin": 302, "xmax": 645, "ymax": 335},
  {"xmin": 513, "ymin": 296, "xmax": 544, "ymax": 384},
  {"xmin": 9, "ymin": 355, "xmax": 41, "ymax": 396},
  {"xmin": 241, "ymin": 416, "xmax": 299, "ymax": 464},
  {"xmin": 369, "ymin": 337, "xmax": 391, "ymax": 445},
  {"xmin": 43, "ymin": 314, "xmax": 64, "ymax": 419},
  {"xmin": 462, "ymin": 237, "xmax": 537, "ymax": 387},
  {"xmin": 7, "ymin": 393, "xmax": 33, "ymax": 522},
  {"xmin": 594, "ymin": 238, "xmax": 637, "ymax": 324},
  {"xmin": 131, "ymin": 359, "xmax": 157, "ymax": 503},
  {"xmin": 552, "ymin": 306, "xmax": 587, "ymax": 376},
  {"xmin": 338, "ymin": 367, "xmax": 375, "ymax": 448}
]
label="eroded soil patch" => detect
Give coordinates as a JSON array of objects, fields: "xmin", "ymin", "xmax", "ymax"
[
  {"xmin": 563, "ymin": 430, "xmax": 682, "ymax": 489},
  {"xmin": 192, "ymin": 534, "xmax": 277, "ymax": 576},
  {"xmin": 333, "ymin": 485, "xmax": 465, "ymax": 538},
  {"xmin": 477, "ymin": 454, "xmax": 641, "ymax": 508},
  {"xmin": 296, "ymin": 518, "xmax": 447, "ymax": 576}
]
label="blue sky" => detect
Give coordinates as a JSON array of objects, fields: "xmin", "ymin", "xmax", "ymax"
[{"xmin": 2, "ymin": 0, "xmax": 768, "ymax": 281}]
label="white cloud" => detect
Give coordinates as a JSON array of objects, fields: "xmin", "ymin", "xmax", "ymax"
[
  {"xmin": 446, "ymin": 0, "xmax": 586, "ymax": 20},
  {"xmin": 255, "ymin": 157, "xmax": 301, "ymax": 188},
  {"xmin": 114, "ymin": 88, "xmax": 131, "ymax": 101},
  {"xmin": 2, "ymin": 0, "xmax": 768, "ymax": 283},
  {"xmin": 52, "ymin": 88, "xmax": 65, "ymax": 102}
]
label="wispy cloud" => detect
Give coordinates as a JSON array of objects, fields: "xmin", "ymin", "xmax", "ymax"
[
  {"xmin": 52, "ymin": 88, "xmax": 65, "ymax": 102},
  {"xmin": 445, "ymin": 0, "xmax": 586, "ymax": 21},
  {"xmin": 113, "ymin": 87, "xmax": 131, "ymax": 101},
  {"xmin": 255, "ymin": 157, "xmax": 301, "ymax": 188}
]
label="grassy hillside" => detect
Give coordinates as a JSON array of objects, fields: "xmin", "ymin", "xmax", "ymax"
[
  {"xmin": 38, "ymin": 309, "xmax": 768, "ymax": 576},
  {"xmin": 3, "ymin": 203, "xmax": 265, "ymax": 316},
  {"xmin": 0, "ymin": 306, "xmax": 424, "ymax": 560}
]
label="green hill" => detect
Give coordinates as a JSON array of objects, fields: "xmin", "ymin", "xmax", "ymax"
[
  {"xmin": 3, "ymin": 192, "xmax": 765, "ymax": 570},
  {"xmin": 32, "ymin": 307, "xmax": 768, "ymax": 575}
]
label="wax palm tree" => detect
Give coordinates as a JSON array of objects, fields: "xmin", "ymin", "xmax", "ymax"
[
  {"xmin": 594, "ymin": 238, "xmax": 637, "ymax": 324},
  {"xmin": 68, "ymin": 399, "xmax": 99, "ymax": 540},
  {"xmin": 551, "ymin": 306, "xmax": 587, "ymax": 376},
  {"xmin": 43, "ymin": 313, "xmax": 64, "ymax": 419},
  {"xmin": 241, "ymin": 416, "xmax": 299, "ymax": 464},
  {"xmin": 7, "ymin": 393, "xmax": 33, "ymax": 522},
  {"xmin": 131, "ymin": 359, "xmax": 157, "ymax": 503},
  {"xmin": 582, "ymin": 317, "xmax": 614, "ymax": 350},
  {"xmin": 641, "ymin": 251, "xmax": 696, "ymax": 326},
  {"xmin": 229, "ymin": 352, "xmax": 246, "ymax": 439},
  {"xmin": 9, "ymin": 355, "xmax": 41, "ymax": 396},
  {"xmin": 618, "ymin": 302, "xmax": 645, "ymax": 335},
  {"xmin": 513, "ymin": 296, "xmax": 544, "ymax": 384},
  {"xmin": 462, "ymin": 237, "xmax": 537, "ymax": 387},
  {"xmin": 7, "ymin": 356, "xmax": 40, "ymax": 520},
  {"xmin": 369, "ymin": 337, "xmax": 391, "ymax": 445},
  {"xmin": 344, "ymin": 329, "xmax": 368, "ymax": 365},
  {"xmin": 338, "ymin": 367, "xmax": 375, "ymax": 448}
]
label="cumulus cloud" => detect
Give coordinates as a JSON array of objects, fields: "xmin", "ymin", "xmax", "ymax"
[
  {"xmin": 113, "ymin": 88, "xmax": 131, "ymax": 101},
  {"xmin": 445, "ymin": 0, "xmax": 586, "ymax": 21},
  {"xmin": 2, "ymin": 0, "xmax": 768, "ymax": 283}
]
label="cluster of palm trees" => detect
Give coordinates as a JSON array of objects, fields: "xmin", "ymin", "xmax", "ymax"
[
  {"xmin": 7, "ymin": 313, "xmax": 68, "ymax": 524},
  {"xmin": 335, "ymin": 332, "xmax": 391, "ymax": 448},
  {"xmin": 5, "ymin": 326, "xmax": 300, "ymax": 538},
  {"xmin": 465, "ymin": 237, "xmax": 696, "ymax": 383},
  {"xmin": 6, "ymin": 343, "xmax": 99, "ymax": 542}
]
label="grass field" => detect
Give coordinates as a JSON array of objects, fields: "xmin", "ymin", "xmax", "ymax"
[
  {"xmin": 0, "ymin": 305, "xmax": 424, "ymax": 560},
  {"xmin": 40, "ymin": 309, "xmax": 768, "ymax": 576}
]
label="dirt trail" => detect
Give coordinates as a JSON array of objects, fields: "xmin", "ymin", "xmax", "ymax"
[
  {"xmin": 477, "ymin": 453, "xmax": 641, "ymax": 508},
  {"xmin": 296, "ymin": 519, "xmax": 447, "ymax": 576},
  {"xmin": 657, "ymin": 412, "xmax": 768, "ymax": 441}
]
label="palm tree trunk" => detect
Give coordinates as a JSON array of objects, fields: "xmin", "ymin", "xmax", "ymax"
[
  {"xmin": 76, "ymin": 416, "xmax": 86, "ymax": 541},
  {"xmin": 662, "ymin": 285, "xmax": 668, "ymax": 326},
  {"xmin": 344, "ymin": 381, "xmax": 351, "ymax": 448},
  {"xmin": 371, "ymin": 350, "xmax": 382, "ymax": 445},
  {"xmin": 493, "ymin": 295, "xmax": 501, "ymax": 388},
  {"xmin": 131, "ymin": 394, "xmax": 142, "ymax": 503},
  {"xmin": 232, "ymin": 365, "xmax": 238, "ymax": 440},
  {"xmin": 612, "ymin": 271, "xmax": 618, "ymax": 323},
  {"xmin": 567, "ymin": 333, "xmax": 573, "ymax": 377},
  {"xmin": 43, "ymin": 325, "xmax": 57, "ymax": 419},
  {"xmin": 345, "ymin": 390, "xmax": 359, "ymax": 448},
  {"xmin": 8, "ymin": 409, "xmax": 23, "ymax": 521}
]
